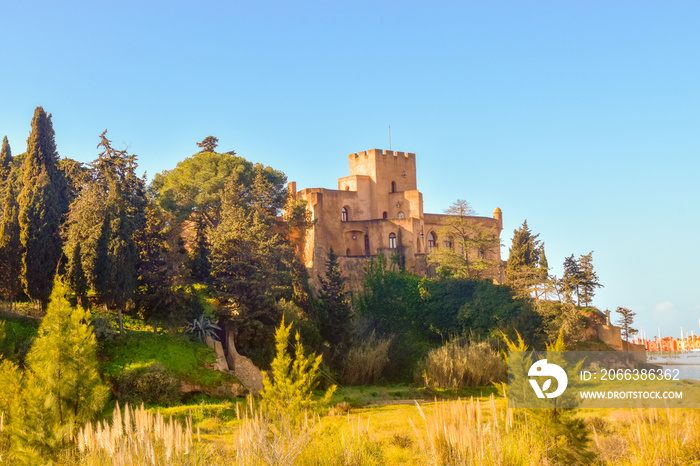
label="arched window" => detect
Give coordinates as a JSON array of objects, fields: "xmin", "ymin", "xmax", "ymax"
[
  {"xmin": 345, "ymin": 186, "xmax": 350, "ymax": 191},
  {"xmin": 428, "ymin": 232, "xmax": 436, "ymax": 252},
  {"xmin": 346, "ymin": 248, "xmax": 351, "ymax": 257},
  {"xmin": 364, "ymin": 235, "xmax": 370, "ymax": 255},
  {"xmin": 397, "ymin": 211, "xmax": 405, "ymax": 218},
  {"xmin": 391, "ymin": 181, "xmax": 396, "ymax": 193},
  {"xmin": 444, "ymin": 240, "xmax": 452, "ymax": 249},
  {"xmin": 341, "ymin": 207, "xmax": 348, "ymax": 222},
  {"xmin": 382, "ymin": 211, "xmax": 388, "ymax": 219},
  {"xmin": 478, "ymin": 248, "xmax": 485, "ymax": 259},
  {"xmin": 389, "ymin": 233, "xmax": 397, "ymax": 249}
]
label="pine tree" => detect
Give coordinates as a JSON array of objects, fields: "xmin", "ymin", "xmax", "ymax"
[
  {"xmin": 18, "ymin": 107, "xmax": 66, "ymax": 308},
  {"xmin": 577, "ymin": 251, "xmax": 602, "ymax": 307},
  {"xmin": 0, "ymin": 181, "xmax": 23, "ymax": 310},
  {"xmin": 505, "ymin": 220, "xmax": 547, "ymax": 299},
  {"xmin": 14, "ymin": 279, "xmax": 108, "ymax": 458},
  {"xmin": 0, "ymin": 136, "xmax": 11, "ymax": 182},
  {"xmin": 560, "ymin": 254, "xmax": 581, "ymax": 305},
  {"xmin": 196, "ymin": 136, "xmax": 219, "ymax": 153},
  {"xmin": 559, "ymin": 252, "xmax": 602, "ymax": 307},
  {"xmin": 615, "ymin": 307, "xmax": 637, "ymax": 341}
]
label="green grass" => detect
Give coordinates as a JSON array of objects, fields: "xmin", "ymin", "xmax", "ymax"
[
  {"xmin": 328, "ymin": 383, "xmax": 499, "ymax": 407},
  {"xmin": 100, "ymin": 329, "xmax": 237, "ymax": 388},
  {"xmin": 0, "ymin": 311, "xmax": 40, "ymax": 364}
]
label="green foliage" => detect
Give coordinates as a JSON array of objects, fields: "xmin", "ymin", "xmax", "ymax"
[
  {"xmin": 189, "ymin": 213, "xmax": 211, "ymax": 281},
  {"xmin": 615, "ymin": 306, "xmax": 637, "ymax": 342},
  {"xmin": 342, "ymin": 332, "xmax": 392, "ymax": 385},
  {"xmin": 67, "ymin": 241, "xmax": 88, "ymax": 308},
  {"xmin": 11, "ymin": 279, "xmax": 108, "ymax": 459},
  {"xmin": 185, "ymin": 313, "xmax": 222, "ymax": 342},
  {"xmin": 0, "ymin": 180, "xmax": 23, "ymax": 307},
  {"xmin": 0, "ymin": 135, "xmax": 11, "ymax": 182},
  {"xmin": 18, "ymin": 107, "xmax": 66, "ymax": 307},
  {"xmin": 505, "ymin": 220, "xmax": 549, "ymax": 300},
  {"xmin": 209, "ymin": 177, "xmax": 293, "ymax": 367},
  {"xmin": 196, "ymin": 135, "xmax": 219, "ymax": 153},
  {"xmin": 151, "ymin": 150, "xmax": 287, "ymax": 226},
  {"xmin": 101, "ymin": 328, "xmax": 234, "ymax": 388},
  {"xmin": 0, "ymin": 315, "xmax": 38, "ymax": 365},
  {"xmin": 358, "ymin": 256, "xmax": 544, "ymax": 381},
  {"xmin": 317, "ymin": 247, "xmax": 352, "ymax": 369},
  {"xmin": 260, "ymin": 318, "xmax": 336, "ymax": 420},
  {"xmin": 117, "ymin": 363, "xmax": 183, "ymax": 406},
  {"xmin": 536, "ymin": 301, "xmax": 588, "ymax": 346},
  {"xmin": 428, "ymin": 199, "xmax": 501, "ymax": 279},
  {"xmin": 65, "ymin": 130, "xmax": 146, "ymax": 332},
  {"xmin": 421, "ymin": 338, "xmax": 506, "ymax": 389},
  {"xmin": 502, "ymin": 331, "xmax": 593, "ymax": 465},
  {"xmin": 561, "ymin": 251, "xmax": 602, "ymax": 306}
]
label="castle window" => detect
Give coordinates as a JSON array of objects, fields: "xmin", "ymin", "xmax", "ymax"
[
  {"xmin": 428, "ymin": 232, "xmax": 436, "ymax": 252},
  {"xmin": 397, "ymin": 211, "xmax": 405, "ymax": 218},
  {"xmin": 444, "ymin": 240, "xmax": 452, "ymax": 249},
  {"xmin": 478, "ymin": 248, "xmax": 485, "ymax": 259},
  {"xmin": 391, "ymin": 181, "xmax": 396, "ymax": 193},
  {"xmin": 389, "ymin": 233, "xmax": 397, "ymax": 249},
  {"xmin": 345, "ymin": 186, "xmax": 350, "ymax": 191},
  {"xmin": 346, "ymin": 248, "xmax": 351, "ymax": 256},
  {"xmin": 364, "ymin": 235, "xmax": 370, "ymax": 255},
  {"xmin": 382, "ymin": 211, "xmax": 388, "ymax": 219},
  {"xmin": 341, "ymin": 207, "xmax": 348, "ymax": 222}
]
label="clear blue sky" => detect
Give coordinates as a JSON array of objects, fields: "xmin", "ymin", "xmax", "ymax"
[{"xmin": 2, "ymin": 1, "xmax": 698, "ymax": 339}]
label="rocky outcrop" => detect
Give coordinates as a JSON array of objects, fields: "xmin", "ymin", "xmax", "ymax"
[
  {"xmin": 204, "ymin": 329, "xmax": 264, "ymax": 394},
  {"xmin": 225, "ymin": 328, "xmax": 264, "ymax": 394}
]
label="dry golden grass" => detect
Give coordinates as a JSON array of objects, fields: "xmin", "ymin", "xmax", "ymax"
[
  {"xmin": 74, "ymin": 403, "xmax": 195, "ymax": 465},
  {"xmin": 412, "ymin": 395, "xmax": 544, "ymax": 466}
]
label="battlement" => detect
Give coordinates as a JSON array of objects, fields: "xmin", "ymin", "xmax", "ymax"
[{"xmin": 349, "ymin": 149, "xmax": 416, "ymax": 160}]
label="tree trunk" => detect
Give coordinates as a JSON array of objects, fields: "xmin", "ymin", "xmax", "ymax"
[{"xmin": 118, "ymin": 309, "xmax": 124, "ymax": 334}]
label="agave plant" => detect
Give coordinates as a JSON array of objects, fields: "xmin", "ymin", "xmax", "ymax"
[{"xmin": 185, "ymin": 314, "xmax": 222, "ymax": 342}]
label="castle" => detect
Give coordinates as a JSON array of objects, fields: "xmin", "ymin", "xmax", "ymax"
[{"xmin": 288, "ymin": 149, "xmax": 504, "ymax": 289}]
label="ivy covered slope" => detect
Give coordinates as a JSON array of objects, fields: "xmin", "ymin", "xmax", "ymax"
[{"xmin": 99, "ymin": 320, "xmax": 238, "ymax": 390}]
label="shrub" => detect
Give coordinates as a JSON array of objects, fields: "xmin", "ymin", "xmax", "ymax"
[
  {"xmin": 422, "ymin": 338, "xmax": 506, "ymax": 389},
  {"xmin": 343, "ymin": 332, "xmax": 392, "ymax": 385},
  {"xmin": 90, "ymin": 312, "xmax": 118, "ymax": 341},
  {"xmin": 118, "ymin": 364, "xmax": 182, "ymax": 406}
]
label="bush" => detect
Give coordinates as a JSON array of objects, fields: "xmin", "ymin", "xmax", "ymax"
[
  {"xmin": 91, "ymin": 312, "xmax": 118, "ymax": 341},
  {"xmin": 343, "ymin": 332, "xmax": 392, "ymax": 385},
  {"xmin": 422, "ymin": 338, "xmax": 506, "ymax": 389},
  {"xmin": 118, "ymin": 364, "xmax": 182, "ymax": 406}
]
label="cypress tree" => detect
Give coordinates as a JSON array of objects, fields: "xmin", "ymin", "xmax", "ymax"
[
  {"xmin": 67, "ymin": 242, "xmax": 88, "ymax": 309},
  {"xmin": 317, "ymin": 247, "xmax": 352, "ymax": 369},
  {"xmin": 64, "ymin": 130, "xmax": 145, "ymax": 333},
  {"xmin": 0, "ymin": 181, "xmax": 23, "ymax": 310},
  {"xmin": 0, "ymin": 136, "xmax": 11, "ymax": 182},
  {"xmin": 18, "ymin": 108, "xmax": 65, "ymax": 308}
]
